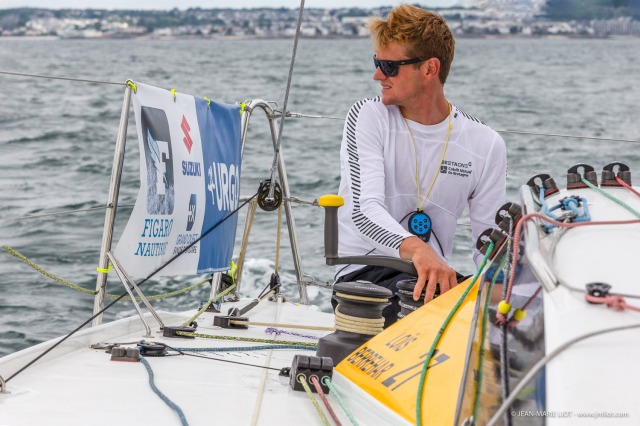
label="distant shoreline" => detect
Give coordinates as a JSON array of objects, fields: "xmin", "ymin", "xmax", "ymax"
[{"xmin": 1, "ymin": 34, "xmax": 639, "ymax": 41}]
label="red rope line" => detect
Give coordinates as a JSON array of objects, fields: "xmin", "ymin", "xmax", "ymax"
[
  {"xmin": 507, "ymin": 213, "xmax": 640, "ymax": 301},
  {"xmin": 615, "ymin": 176, "xmax": 640, "ymax": 197},
  {"xmin": 495, "ymin": 214, "xmax": 640, "ymax": 325},
  {"xmin": 585, "ymin": 293, "xmax": 640, "ymax": 312},
  {"xmin": 310, "ymin": 375, "xmax": 342, "ymax": 426}
]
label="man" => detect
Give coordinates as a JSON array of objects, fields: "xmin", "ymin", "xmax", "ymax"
[{"xmin": 335, "ymin": 4, "xmax": 507, "ymax": 327}]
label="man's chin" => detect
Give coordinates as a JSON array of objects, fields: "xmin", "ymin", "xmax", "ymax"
[{"xmin": 380, "ymin": 95, "xmax": 394, "ymax": 105}]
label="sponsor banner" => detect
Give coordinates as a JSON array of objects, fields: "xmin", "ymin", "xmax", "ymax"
[{"xmin": 114, "ymin": 82, "xmax": 242, "ymax": 277}]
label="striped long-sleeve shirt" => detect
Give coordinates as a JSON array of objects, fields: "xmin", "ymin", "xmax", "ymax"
[{"xmin": 336, "ymin": 97, "xmax": 507, "ymax": 278}]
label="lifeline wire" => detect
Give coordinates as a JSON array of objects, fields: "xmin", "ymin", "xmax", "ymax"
[
  {"xmin": 5, "ymin": 193, "xmax": 258, "ymax": 383},
  {"xmin": 0, "ymin": 69, "xmax": 125, "ymax": 86},
  {"xmin": 3, "ymin": 204, "xmax": 134, "ymax": 223},
  {"xmin": 140, "ymin": 357, "xmax": 189, "ymax": 426},
  {"xmin": 486, "ymin": 322, "xmax": 640, "ymax": 426},
  {"xmin": 165, "ymin": 347, "xmax": 283, "ymax": 372}
]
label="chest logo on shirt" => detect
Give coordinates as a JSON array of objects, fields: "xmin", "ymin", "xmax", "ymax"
[{"xmin": 440, "ymin": 160, "xmax": 472, "ymax": 178}]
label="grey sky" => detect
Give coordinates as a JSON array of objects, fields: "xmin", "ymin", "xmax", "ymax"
[{"xmin": 1, "ymin": 0, "xmax": 465, "ymax": 10}]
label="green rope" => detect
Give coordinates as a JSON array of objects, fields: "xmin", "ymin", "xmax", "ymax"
[
  {"xmin": 322, "ymin": 376, "xmax": 359, "ymax": 426},
  {"xmin": 3, "ymin": 245, "xmax": 98, "ymax": 295},
  {"xmin": 581, "ymin": 178, "xmax": 640, "ymax": 218},
  {"xmin": 2, "ymin": 245, "xmax": 210, "ymax": 301},
  {"xmin": 108, "ymin": 277, "xmax": 210, "ymax": 301},
  {"xmin": 175, "ymin": 331, "xmax": 318, "ymax": 348},
  {"xmin": 297, "ymin": 374, "xmax": 331, "ymax": 426},
  {"xmin": 180, "ymin": 283, "xmax": 236, "ymax": 326},
  {"xmin": 169, "ymin": 344, "xmax": 315, "ymax": 352},
  {"xmin": 415, "ymin": 241, "xmax": 495, "ymax": 426},
  {"xmin": 472, "ymin": 255, "xmax": 508, "ymax": 422}
]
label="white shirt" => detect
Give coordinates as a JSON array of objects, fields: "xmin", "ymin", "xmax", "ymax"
[{"xmin": 336, "ymin": 97, "xmax": 507, "ymax": 278}]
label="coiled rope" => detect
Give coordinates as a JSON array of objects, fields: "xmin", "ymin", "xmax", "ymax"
[{"xmin": 332, "ymin": 292, "xmax": 387, "ymax": 335}]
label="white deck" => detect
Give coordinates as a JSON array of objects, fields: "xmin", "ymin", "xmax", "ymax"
[
  {"xmin": 0, "ymin": 298, "xmax": 408, "ymax": 426},
  {"xmin": 534, "ymin": 185, "xmax": 640, "ymax": 425}
]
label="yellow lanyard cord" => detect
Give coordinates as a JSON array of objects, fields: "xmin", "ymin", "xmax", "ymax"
[{"xmin": 403, "ymin": 102, "xmax": 453, "ymax": 211}]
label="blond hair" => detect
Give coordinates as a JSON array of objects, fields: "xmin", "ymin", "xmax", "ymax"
[{"xmin": 369, "ymin": 4, "xmax": 455, "ymax": 84}]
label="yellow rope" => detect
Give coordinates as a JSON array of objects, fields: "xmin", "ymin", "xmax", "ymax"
[
  {"xmin": 334, "ymin": 307, "xmax": 384, "ymax": 336},
  {"xmin": 107, "ymin": 277, "xmax": 210, "ymax": 301},
  {"xmin": 175, "ymin": 331, "xmax": 317, "ymax": 347},
  {"xmin": 180, "ymin": 283, "xmax": 237, "ymax": 326},
  {"xmin": 230, "ymin": 320, "xmax": 335, "ymax": 332},
  {"xmin": 297, "ymin": 374, "xmax": 331, "ymax": 426},
  {"xmin": 2, "ymin": 245, "xmax": 209, "ymax": 301},
  {"xmin": 334, "ymin": 292, "xmax": 388, "ymax": 304}
]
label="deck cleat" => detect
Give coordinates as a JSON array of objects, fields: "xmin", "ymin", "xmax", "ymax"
[
  {"xmin": 601, "ymin": 162, "xmax": 632, "ymax": 187},
  {"xmin": 476, "ymin": 228, "xmax": 510, "ymax": 262},
  {"xmin": 213, "ymin": 315, "xmax": 249, "ymax": 329},
  {"xmin": 495, "ymin": 201, "xmax": 522, "ymax": 230},
  {"xmin": 110, "ymin": 346, "xmax": 141, "ymax": 362},
  {"xmin": 566, "ymin": 163, "xmax": 597, "ymax": 189},
  {"xmin": 163, "ymin": 323, "xmax": 197, "ymax": 338},
  {"xmin": 527, "ymin": 174, "xmax": 559, "ymax": 198},
  {"xmin": 289, "ymin": 354, "xmax": 333, "ymax": 394},
  {"xmin": 586, "ymin": 283, "xmax": 612, "ymax": 301}
]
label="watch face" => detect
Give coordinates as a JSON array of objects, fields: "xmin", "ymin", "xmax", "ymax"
[{"xmin": 409, "ymin": 211, "xmax": 432, "ymax": 242}]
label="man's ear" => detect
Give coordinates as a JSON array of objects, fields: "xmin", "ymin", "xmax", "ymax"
[{"xmin": 424, "ymin": 57, "xmax": 441, "ymax": 80}]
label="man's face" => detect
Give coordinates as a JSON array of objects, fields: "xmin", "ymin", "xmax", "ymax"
[{"xmin": 373, "ymin": 42, "xmax": 427, "ymax": 107}]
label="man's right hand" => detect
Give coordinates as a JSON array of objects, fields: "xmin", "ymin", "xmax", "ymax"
[{"xmin": 399, "ymin": 236, "xmax": 458, "ymax": 303}]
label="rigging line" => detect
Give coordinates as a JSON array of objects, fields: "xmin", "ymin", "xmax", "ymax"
[
  {"xmin": 4, "ymin": 193, "xmax": 258, "ymax": 384},
  {"xmin": 286, "ymin": 112, "xmax": 344, "ymax": 120},
  {"xmin": 496, "ymin": 129, "xmax": 640, "ymax": 144},
  {"xmin": 3, "ymin": 204, "xmax": 134, "ymax": 222},
  {"xmin": 164, "ymin": 345, "xmax": 282, "ymax": 372},
  {"xmin": 266, "ymin": 0, "xmax": 305, "ymax": 193},
  {"xmin": 486, "ymin": 322, "xmax": 640, "ymax": 426},
  {"xmin": 0, "ymin": 69, "xmax": 125, "ymax": 86}
]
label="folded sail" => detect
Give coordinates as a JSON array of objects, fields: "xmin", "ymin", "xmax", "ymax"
[{"xmin": 114, "ymin": 82, "xmax": 242, "ymax": 278}]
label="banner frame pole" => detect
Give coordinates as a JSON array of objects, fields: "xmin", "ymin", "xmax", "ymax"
[{"xmin": 91, "ymin": 81, "xmax": 133, "ymax": 326}]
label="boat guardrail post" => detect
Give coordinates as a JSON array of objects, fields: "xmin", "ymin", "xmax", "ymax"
[
  {"xmin": 0, "ymin": 374, "xmax": 8, "ymax": 394},
  {"xmin": 106, "ymin": 251, "xmax": 160, "ymax": 337},
  {"xmin": 238, "ymin": 100, "xmax": 308, "ymax": 304},
  {"xmin": 92, "ymin": 81, "xmax": 133, "ymax": 326}
]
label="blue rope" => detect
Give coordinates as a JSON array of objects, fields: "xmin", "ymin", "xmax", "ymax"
[
  {"xmin": 140, "ymin": 357, "xmax": 189, "ymax": 426},
  {"xmin": 168, "ymin": 344, "xmax": 316, "ymax": 352}
]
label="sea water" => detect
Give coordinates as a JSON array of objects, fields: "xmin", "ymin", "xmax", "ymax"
[{"xmin": 1, "ymin": 37, "xmax": 639, "ymax": 357}]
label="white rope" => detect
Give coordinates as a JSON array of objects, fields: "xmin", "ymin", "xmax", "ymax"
[{"xmin": 250, "ymin": 294, "xmax": 285, "ymax": 426}]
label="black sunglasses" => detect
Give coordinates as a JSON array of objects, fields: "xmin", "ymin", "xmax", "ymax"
[{"xmin": 373, "ymin": 55, "xmax": 426, "ymax": 77}]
